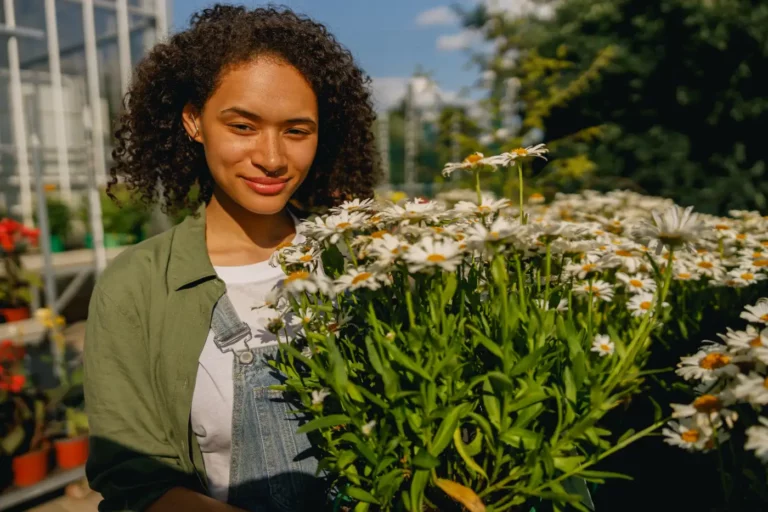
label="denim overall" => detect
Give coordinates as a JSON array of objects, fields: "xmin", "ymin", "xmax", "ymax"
[{"xmin": 210, "ymin": 294, "xmax": 324, "ymax": 511}]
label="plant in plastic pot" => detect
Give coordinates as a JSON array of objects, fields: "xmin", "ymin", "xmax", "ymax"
[
  {"xmin": 0, "ymin": 219, "xmax": 41, "ymax": 322},
  {"xmin": 36, "ymin": 197, "xmax": 72, "ymax": 253}
]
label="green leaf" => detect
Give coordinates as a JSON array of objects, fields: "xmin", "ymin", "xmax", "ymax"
[
  {"xmin": 357, "ymin": 385, "xmax": 388, "ymax": 409},
  {"xmin": 378, "ymin": 339, "xmax": 433, "ymax": 381},
  {"xmin": 442, "ymin": 273, "xmax": 458, "ymax": 307},
  {"xmin": 410, "ymin": 470, "xmax": 430, "ymax": 512},
  {"xmin": 500, "ymin": 428, "xmax": 539, "ymax": 449},
  {"xmin": 508, "ymin": 390, "xmax": 549, "ymax": 413},
  {"xmin": 579, "ymin": 469, "xmax": 633, "ymax": 481},
  {"xmin": 353, "ymin": 502, "xmax": 370, "ymax": 512},
  {"xmin": 412, "ymin": 449, "xmax": 440, "ymax": 469},
  {"xmin": 466, "ymin": 428, "xmax": 483, "ymax": 456},
  {"xmin": 509, "ymin": 346, "xmax": 547, "ymax": 377},
  {"xmin": 346, "ymin": 487, "xmax": 380, "ymax": 504},
  {"xmin": 337, "ymin": 450, "xmax": 358, "ymax": 470},
  {"xmin": 365, "ymin": 337, "xmax": 385, "ymax": 376},
  {"xmin": 467, "ymin": 325, "xmax": 503, "ymax": 359},
  {"xmin": 346, "ymin": 381, "xmax": 365, "ymax": 403},
  {"xmin": 488, "ymin": 371, "xmax": 515, "ymax": 393},
  {"xmin": 430, "ymin": 405, "xmax": 466, "ymax": 456},
  {"xmin": 482, "ymin": 380, "xmax": 501, "ymax": 428},
  {"xmin": 553, "ymin": 455, "xmax": 585, "ymax": 472},
  {"xmin": 454, "ymin": 427, "xmax": 488, "ymax": 479},
  {"xmin": 563, "ymin": 367, "xmax": 577, "ymax": 403},
  {"xmin": 296, "ymin": 415, "xmax": 349, "ymax": 434},
  {"xmin": 376, "ymin": 469, "xmax": 405, "ymax": 499}
]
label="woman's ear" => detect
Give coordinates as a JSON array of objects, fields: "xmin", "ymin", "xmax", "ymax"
[{"xmin": 182, "ymin": 104, "xmax": 203, "ymax": 143}]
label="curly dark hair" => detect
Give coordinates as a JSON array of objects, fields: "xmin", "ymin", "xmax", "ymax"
[{"xmin": 110, "ymin": 4, "xmax": 380, "ymax": 215}]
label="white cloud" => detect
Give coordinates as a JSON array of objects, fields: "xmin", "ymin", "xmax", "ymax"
[
  {"xmin": 483, "ymin": 0, "xmax": 556, "ymax": 19},
  {"xmin": 415, "ymin": 6, "xmax": 459, "ymax": 26},
  {"xmin": 371, "ymin": 76, "xmax": 476, "ymax": 112},
  {"xmin": 436, "ymin": 29, "xmax": 483, "ymax": 51}
]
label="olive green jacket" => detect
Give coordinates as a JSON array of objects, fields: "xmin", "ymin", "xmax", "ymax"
[{"xmin": 84, "ymin": 209, "xmax": 225, "ymax": 511}]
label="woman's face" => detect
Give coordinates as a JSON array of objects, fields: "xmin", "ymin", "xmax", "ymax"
[{"xmin": 184, "ymin": 57, "xmax": 319, "ymax": 215}]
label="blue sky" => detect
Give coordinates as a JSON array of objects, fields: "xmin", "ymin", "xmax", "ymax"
[{"xmin": 171, "ymin": 1, "xmax": 485, "ymax": 110}]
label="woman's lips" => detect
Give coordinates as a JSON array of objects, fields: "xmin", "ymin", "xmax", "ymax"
[{"xmin": 241, "ymin": 176, "xmax": 289, "ymax": 195}]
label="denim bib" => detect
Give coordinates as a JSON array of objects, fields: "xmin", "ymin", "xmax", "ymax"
[{"xmin": 210, "ymin": 294, "xmax": 324, "ymax": 511}]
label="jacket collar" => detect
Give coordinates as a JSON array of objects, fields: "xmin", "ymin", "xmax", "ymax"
[{"xmin": 167, "ymin": 205, "xmax": 218, "ymax": 291}]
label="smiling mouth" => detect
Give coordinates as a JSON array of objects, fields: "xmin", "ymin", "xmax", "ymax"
[{"xmin": 241, "ymin": 176, "xmax": 290, "ymax": 196}]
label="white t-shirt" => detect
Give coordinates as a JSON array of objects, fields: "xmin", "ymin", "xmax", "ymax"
[{"xmin": 190, "ymin": 231, "xmax": 303, "ymax": 503}]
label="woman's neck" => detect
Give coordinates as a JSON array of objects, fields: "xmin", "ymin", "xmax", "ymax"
[{"xmin": 205, "ymin": 189, "xmax": 296, "ymax": 266}]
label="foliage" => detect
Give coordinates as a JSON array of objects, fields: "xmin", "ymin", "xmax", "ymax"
[
  {"xmin": 464, "ymin": 0, "xmax": 768, "ymax": 215},
  {"xmin": 0, "ymin": 219, "xmax": 41, "ymax": 309},
  {"xmin": 36, "ymin": 197, "xmax": 72, "ymax": 240}
]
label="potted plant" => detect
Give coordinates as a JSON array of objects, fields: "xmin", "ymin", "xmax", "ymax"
[
  {"xmin": 0, "ymin": 219, "xmax": 41, "ymax": 322},
  {"xmin": 41, "ymin": 198, "xmax": 72, "ymax": 253},
  {"xmin": 81, "ymin": 187, "xmax": 151, "ymax": 247}
]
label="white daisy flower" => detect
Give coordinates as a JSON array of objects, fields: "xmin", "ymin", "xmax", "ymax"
[
  {"xmin": 465, "ymin": 217, "xmax": 518, "ymax": 247},
  {"xmin": 663, "ymin": 419, "xmax": 717, "ymax": 452},
  {"xmin": 564, "ymin": 260, "xmax": 606, "ymax": 280},
  {"xmin": 718, "ymin": 325, "xmax": 768, "ymax": 352},
  {"xmin": 534, "ymin": 298, "xmax": 569, "ymax": 312},
  {"xmin": 692, "ymin": 254, "xmax": 726, "ymax": 279},
  {"xmin": 335, "ymin": 267, "xmax": 389, "ymax": 293},
  {"xmin": 453, "ymin": 197, "xmax": 511, "ymax": 217},
  {"xmin": 442, "ymin": 152, "xmax": 500, "ymax": 177},
  {"xmin": 330, "ymin": 198, "xmax": 375, "ymax": 214},
  {"xmin": 616, "ymin": 272, "xmax": 657, "ymax": 294},
  {"xmin": 671, "ymin": 393, "xmax": 739, "ymax": 429},
  {"xmin": 380, "ymin": 200, "xmax": 444, "ymax": 224},
  {"xmin": 728, "ymin": 268, "xmax": 766, "ymax": 287},
  {"xmin": 311, "ymin": 388, "xmax": 331, "ymax": 406},
  {"xmin": 573, "ymin": 280, "xmax": 615, "ymax": 302},
  {"xmin": 591, "ymin": 334, "xmax": 615, "ymax": 357},
  {"xmin": 601, "ymin": 246, "xmax": 646, "ymax": 274},
  {"xmin": 306, "ymin": 211, "xmax": 368, "ymax": 244},
  {"xmin": 283, "ymin": 246, "xmax": 321, "ymax": 267},
  {"xmin": 742, "ymin": 299, "xmax": 768, "ymax": 324},
  {"xmin": 483, "ymin": 144, "xmax": 549, "ymax": 167},
  {"xmin": 626, "ymin": 292, "xmax": 661, "ymax": 317},
  {"xmin": 732, "ymin": 373, "xmax": 768, "ymax": 406},
  {"xmin": 279, "ymin": 270, "xmax": 332, "ymax": 296},
  {"xmin": 404, "ymin": 237, "xmax": 463, "ymax": 273},
  {"xmin": 745, "ymin": 417, "xmax": 768, "ymax": 463},
  {"xmin": 361, "ymin": 420, "xmax": 376, "ymax": 436},
  {"xmin": 633, "ymin": 204, "xmax": 702, "ymax": 255},
  {"xmin": 676, "ymin": 347, "xmax": 740, "ymax": 382},
  {"xmin": 528, "ymin": 192, "xmax": 546, "ymax": 204}
]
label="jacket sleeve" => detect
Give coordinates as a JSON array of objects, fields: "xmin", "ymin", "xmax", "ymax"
[{"xmin": 84, "ymin": 286, "xmax": 200, "ymax": 511}]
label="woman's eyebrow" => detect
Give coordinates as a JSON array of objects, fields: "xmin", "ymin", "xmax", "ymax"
[{"xmin": 219, "ymin": 106, "xmax": 317, "ymax": 127}]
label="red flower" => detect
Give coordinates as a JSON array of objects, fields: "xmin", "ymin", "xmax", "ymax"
[{"xmin": 9, "ymin": 375, "xmax": 25, "ymax": 393}]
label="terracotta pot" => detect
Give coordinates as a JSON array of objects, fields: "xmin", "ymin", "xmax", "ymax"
[
  {"xmin": 54, "ymin": 436, "xmax": 89, "ymax": 470},
  {"xmin": 12, "ymin": 447, "xmax": 50, "ymax": 487},
  {"xmin": 0, "ymin": 307, "xmax": 30, "ymax": 322}
]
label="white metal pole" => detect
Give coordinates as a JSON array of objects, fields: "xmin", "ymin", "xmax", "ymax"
[
  {"xmin": 82, "ymin": 107, "xmax": 108, "ymax": 274},
  {"xmin": 404, "ymin": 80, "xmax": 416, "ymax": 196},
  {"xmin": 154, "ymin": 0, "xmax": 169, "ymax": 41},
  {"xmin": 44, "ymin": 0, "xmax": 73, "ymax": 204},
  {"xmin": 116, "ymin": 0, "xmax": 132, "ymax": 96},
  {"xmin": 5, "ymin": 0, "xmax": 34, "ymax": 226},
  {"xmin": 378, "ymin": 111, "xmax": 390, "ymax": 190},
  {"xmin": 82, "ymin": 0, "xmax": 108, "ymax": 187}
]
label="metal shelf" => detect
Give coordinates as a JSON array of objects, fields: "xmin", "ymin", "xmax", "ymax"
[{"xmin": 0, "ymin": 465, "xmax": 86, "ymax": 510}]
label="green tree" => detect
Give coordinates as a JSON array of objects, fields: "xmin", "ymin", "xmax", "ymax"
[{"xmin": 464, "ymin": 0, "xmax": 768, "ymax": 214}]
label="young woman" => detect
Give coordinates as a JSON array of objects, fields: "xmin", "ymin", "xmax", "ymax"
[{"xmin": 83, "ymin": 5, "xmax": 378, "ymax": 511}]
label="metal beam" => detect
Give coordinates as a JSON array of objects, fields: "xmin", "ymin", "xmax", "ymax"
[
  {"xmin": 61, "ymin": 0, "xmax": 155, "ymax": 17},
  {"xmin": 55, "ymin": 268, "xmax": 91, "ymax": 312},
  {"xmin": 4, "ymin": 0, "xmax": 34, "ymax": 226},
  {"xmin": 0, "ymin": 24, "xmax": 46, "ymax": 40}
]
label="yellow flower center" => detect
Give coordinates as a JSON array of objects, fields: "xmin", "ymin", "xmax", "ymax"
[
  {"xmin": 530, "ymin": 193, "xmax": 544, "ymax": 200},
  {"xmin": 699, "ymin": 353, "xmax": 731, "ymax": 370},
  {"xmin": 741, "ymin": 272, "xmax": 755, "ymax": 281},
  {"xmin": 697, "ymin": 261, "xmax": 714, "ymax": 269},
  {"xmin": 336, "ymin": 222, "xmax": 352, "ymax": 229},
  {"xmin": 589, "ymin": 287, "xmax": 601, "ymax": 296},
  {"xmin": 753, "ymin": 252, "xmax": 764, "ymax": 259},
  {"xmin": 762, "ymin": 314, "xmax": 768, "ymax": 322},
  {"xmin": 427, "ymin": 254, "xmax": 447, "ymax": 263},
  {"xmin": 582, "ymin": 264, "xmax": 595, "ymax": 272},
  {"xmin": 763, "ymin": 377, "xmax": 768, "ymax": 389},
  {"xmin": 477, "ymin": 205, "xmax": 491, "ymax": 213},
  {"xmin": 678, "ymin": 272, "xmax": 691, "ymax": 279},
  {"xmin": 600, "ymin": 343, "xmax": 611, "ymax": 352},
  {"xmin": 736, "ymin": 233, "xmax": 747, "ymax": 240},
  {"xmin": 629, "ymin": 279, "xmax": 643, "ymax": 288},
  {"xmin": 371, "ymin": 230, "xmax": 387, "ymax": 239},
  {"xmin": 464, "ymin": 153, "xmax": 483, "ymax": 164},
  {"xmin": 693, "ymin": 394, "xmax": 721, "ymax": 413},
  {"xmin": 696, "ymin": 248, "xmax": 709, "ymax": 254},
  {"xmin": 285, "ymin": 271, "xmax": 310, "ymax": 283},
  {"xmin": 431, "ymin": 227, "xmax": 445, "ymax": 233},
  {"xmin": 352, "ymin": 272, "xmax": 373, "ymax": 284},
  {"xmin": 755, "ymin": 259, "xmax": 768, "ymax": 267},
  {"xmin": 715, "ymin": 224, "xmax": 730, "ymax": 231},
  {"xmin": 512, "ymin": 148, "xmax": 528, "ymax": 156},
  {"xmin": 299, "ymin": 254, "xmax": 313, "ymax": 263},
  {"xmin": 681, "ymin": 430, "xmax": 700, "ymax": 443},
  {"xmin": 276, "ymin": 241, "xmax": 293, "ymax": 250},
  {"xmin": 750, "ymin": 336, "xmax": 764, "ymax": 348},
  {"xmin": 369, "ymin": 215, "xmax": 382, "ymax": 223},
  {"xmin": 640, "ymin": 301, "xmax": 652, "ymax": 311},
  {"xmin": 489, "ymin": 232, "xmax": 500, "ymax": 239}
]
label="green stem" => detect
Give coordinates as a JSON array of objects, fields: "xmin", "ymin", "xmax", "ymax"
[
  {"xmin": 343, "ymin": 234, "xmax": 358, "ymax": 267},
  {"xmin": 515, "ymin": 254, "xmax": 526, "ymax": 312},
  {"xmin": 517, "ymin": 162, "xmax": 525, "ymax": 225},
  {"xmin": 544, "ymin": 242, "xmax": 552, "ymax": 301},
  {"xmin": 475, "ymin": 170, "xmax": 482, "ymax": 205}
]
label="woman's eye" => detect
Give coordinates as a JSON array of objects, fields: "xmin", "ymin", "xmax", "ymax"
[
  {"xmin": 231, "ymin": 124, "xmax": 252, "ymax": 132},
  {"xmin": 287, "ymin": 129, "xmax": 309, "ymax": 135}
]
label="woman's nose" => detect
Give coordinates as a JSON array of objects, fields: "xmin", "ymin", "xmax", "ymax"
[{"xmin": 251, "ymin": 129, "xmax": 287, "ymax": 173}]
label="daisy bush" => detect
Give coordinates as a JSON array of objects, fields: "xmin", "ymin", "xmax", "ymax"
[{"xmin": 260, "ymin": 146, "xmax": 768, "ymax": 511}]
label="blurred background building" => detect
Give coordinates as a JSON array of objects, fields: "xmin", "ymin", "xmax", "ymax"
[{"xmin": 0, "ymin": 0, "xmax": 171, "ymax": 226}]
